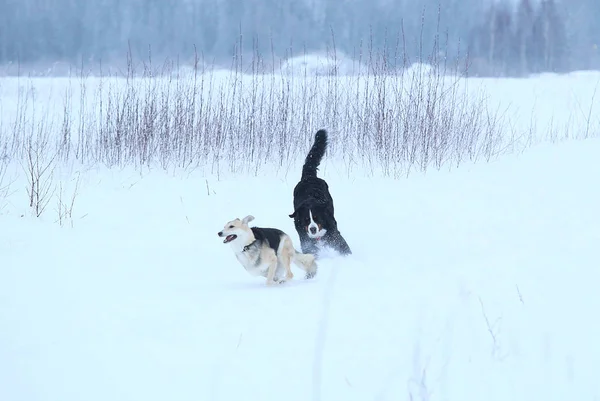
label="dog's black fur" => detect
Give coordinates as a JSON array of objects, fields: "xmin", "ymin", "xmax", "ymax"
[
  {"xmin": 289, "ymin": 129, "xmax": 352, "ymax": 256},
  {"xmin": 249, "ymin": 227, "xmax": 284, "ymax": 253}
]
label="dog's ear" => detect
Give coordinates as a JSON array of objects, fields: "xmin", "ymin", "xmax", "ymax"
[{"xmin": 242, "ymin": 215, "xmax": 255, "ymax": 224}]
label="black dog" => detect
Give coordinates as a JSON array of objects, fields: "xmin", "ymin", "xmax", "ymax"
[{"xmin": 289, "ymin": 129, "xmax": 352, "ymax": 257}]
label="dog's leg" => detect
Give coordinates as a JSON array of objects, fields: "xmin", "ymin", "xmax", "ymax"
[
  {"xmin": 327, "ymin": 231, "xmax": 352, "ymax": 255},
  {"xmin": 292, "ymin": 251, "xmax": 318, "ymax": 279},
  {"xmin": 280, "ymin": 238, "xmax": 295, "ymax": 282},
  {"xmin": 303, "ymin": 257, "xmax": 318, "ymax": 279},
  {"xmin": 264, "ymin": 250, "xmax": 282, "ymax": 286},
  {"xmin": 281, "ymin": 255, "xmax": 294, "ymax": 282},
  {"xmin": 265, "ymin": 260, "xmax": 279, "ymax": 285}
]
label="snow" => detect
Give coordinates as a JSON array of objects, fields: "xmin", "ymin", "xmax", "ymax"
[
  {"xmin": 1, "ymin": 70, "xmax": 600, "ymax": 401},
  {"xmin": 278, "ymin": 52, "xmax": 365, "ymax": 76},
  {"xmin": 1, "ymin": 137, "xmax": 599, "ymax": 401}
]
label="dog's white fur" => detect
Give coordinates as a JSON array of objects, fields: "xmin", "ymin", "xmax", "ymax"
[
  {"xmin": 218, "ymin": 215, "xmax": 318, "ymax": 286},
  {"xmin": 307, "ymin": 209, "xmax": 328, "ymax": 239}
]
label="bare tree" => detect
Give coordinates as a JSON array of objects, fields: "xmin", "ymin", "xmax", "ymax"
[
  {"xmin": 515, "ymin": 0, "xmax": 535, "ymax": 76},
  {"xmin": 530, "ymin": 0, "xmax": 568, "ymax": 73}
]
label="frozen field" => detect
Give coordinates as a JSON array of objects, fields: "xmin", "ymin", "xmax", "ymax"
[{"xmin": 1, "ymin": 67, "xmax": 599, "ymax": 401}]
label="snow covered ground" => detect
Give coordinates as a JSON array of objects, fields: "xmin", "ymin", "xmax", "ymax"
[
  {"xmin": 1, "ymin": 135, "xmax": 599, "ymax": 401},
  {"xmin": 1, "ymin": 67, "xmax": 600, "ymax": 400}
]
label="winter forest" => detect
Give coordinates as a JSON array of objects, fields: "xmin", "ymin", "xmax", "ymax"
[{"xmin": 0, "ymin": 0, "xmax": 598, "ymax": 77}]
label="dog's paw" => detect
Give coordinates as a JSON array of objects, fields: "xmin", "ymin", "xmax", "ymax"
[
  {"xmin": 305, "ymin": 271, "xmax": 317, "ymax": 280},
  {"xmin": 267, "ymin": 278, "xmax": 287, "ymax": 286}
]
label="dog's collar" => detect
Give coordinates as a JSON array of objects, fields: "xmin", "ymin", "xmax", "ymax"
[{"xmin": 243, "ymin": 240, "xmax": 257, "ymax": 252}]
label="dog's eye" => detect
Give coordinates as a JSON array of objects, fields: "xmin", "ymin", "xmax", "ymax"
[{"xmin": 228, "ymin": 225, "xmax": 234, "ymax": 228}]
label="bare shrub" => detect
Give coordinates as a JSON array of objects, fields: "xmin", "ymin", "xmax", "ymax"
[
  {"xmin": 576, "ymin": 77, "xmax": 600, "ymax": 140},
  {"xmin": 0, "ymin": 155, "xmax": 13, "ymax": 211},
  {"xmin": 54, "ymin": 31, "xmax": 506, "ymax": 178},
  {"xmin": 5, "ymin": 18, "xmax": 596, "ymax": 180},
  {"xmin": 23, "ymin": 126, "xmax": 58, "ymax": 218},
  {"xmin": 55, "ymin": 172, "xmax": 81, "ymax": 227}
]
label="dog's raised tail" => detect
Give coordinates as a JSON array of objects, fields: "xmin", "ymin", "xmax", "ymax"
[
  {"xmin": 301, "ymin": 129, "xmax": 328, "ymax": 179},
  {"xmin": 292, "ymin": 251, "xmax": 318, "ymax": 279}
]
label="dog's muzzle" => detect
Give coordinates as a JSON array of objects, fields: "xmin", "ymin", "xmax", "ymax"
[{"xmin": 218, "ymin": 231, "xmax": 237, "ymax": 244}]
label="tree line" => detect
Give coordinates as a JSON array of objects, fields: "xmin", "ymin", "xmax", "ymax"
[
  {"xmin": 468, "ymin": 0, "xmax": 599, "ymax": 76},
  {"xmin": 0, "ymin": 0, "xmax": 597, "ymax": 76}
]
